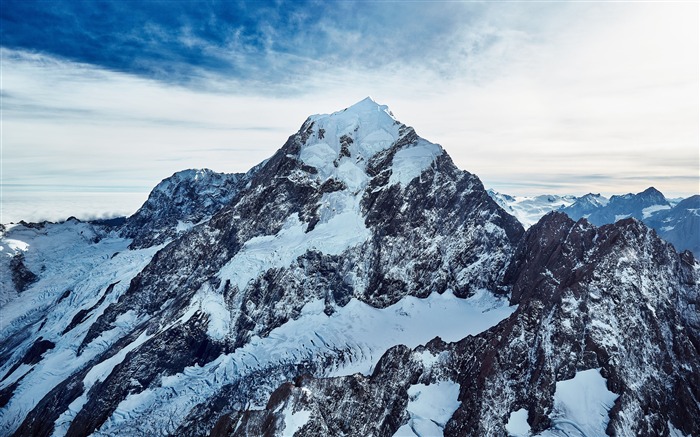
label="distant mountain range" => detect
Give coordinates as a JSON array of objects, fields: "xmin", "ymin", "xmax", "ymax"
[{"xmin": 489, "ymin": 187, "xmax": 699, "ymax": 257}]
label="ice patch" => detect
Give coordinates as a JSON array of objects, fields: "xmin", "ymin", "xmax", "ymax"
[
  {"xmin": 335, "ymin": 161, "xmax": 367, "ymax": 191},
  {"xmin": 536, "ymin": 368, "xmax": 618, "ymax": 437},
  {"xmin": 175, "ymin": 221, "xmax": 194, "ymax": 233},
  {"xmin": 4, "ymin": 238, "xmax": 29, "ymax": 252},
  {"xmin": 281, "ymin": 406, "xmax": 311, "ymax": 436},
  {"xmin": 614, "ymin": 214, "xmax": 631, "ymax": 222},
  {"xmin": 506, "ymin": 408, "xmax": 531, "ymax": 437},
  {"xmin": 393, "ymin": 381, "xmax": 461, "ymax": 437},
  {"xmin": 357, "ymin": 128, "xmax": 395, "ymax": 156},
  {"xmin": 299, "ymin": 142, "xmax": 336, "ymax": 170},
  {"xmin": 413, "ymin": 350, "xmax": 445, "ymax": 369},
  {"xmin": 393, "ymin": 424, "xmax": 420, "ymax": 436},
  {"xmin": 193, "ymin": 285, "xmax": 231, "ymax": 341}
]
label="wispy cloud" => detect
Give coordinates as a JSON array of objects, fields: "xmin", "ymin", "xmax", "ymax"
[{"xmin": 0, "ymin": 1, "xmax": 533, "ymax": 92}]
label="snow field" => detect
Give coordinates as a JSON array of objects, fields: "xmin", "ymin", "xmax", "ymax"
[
  {"xmin": 281, "ymin": 407, "xmax": 312, "ymax": 436},
  {"xmin": 388, "ymin": 138, "xmax": 443, "ymax": 188}
]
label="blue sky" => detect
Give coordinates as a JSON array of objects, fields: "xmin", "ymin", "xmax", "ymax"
[{"xmin": 2, "ymin": 0, "xmax": 698, "ymax": 222}]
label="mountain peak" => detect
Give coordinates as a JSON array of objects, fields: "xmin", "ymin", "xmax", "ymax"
[
  {"xmin": 297, "ymin": 99, "xmax": 443, "ymax": 191},
  {"xmin": 122, "ymin": 168, "xmax": 245, "ymax": 248},
  {"xmin": 309, "ymin": 96, "xmax": 396, "ymax": 126},
  {"xmin": 345, "ymin": 96, "xmax": 388, "ymax": 112},
  {"xmin": 639, "ymin": 186, "xmax": 665, "ymax": 200}
]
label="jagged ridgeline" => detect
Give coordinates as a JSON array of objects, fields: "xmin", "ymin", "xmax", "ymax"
[{"xmin": 0, "ymin": 98, "xmax": 698, "ymax": 437}]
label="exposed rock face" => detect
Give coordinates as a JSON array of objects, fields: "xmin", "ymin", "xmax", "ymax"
[
  {"xmin": 1, "ymin": 99, "xmax": 697, "ymax": 437},
  {"xmin": 459, "ymin": 213, "xmax": 700, "ymax": 436},
  {"xmin": 121, "ymin": 168, "xmax": 248, "ymax": 248},
  {"xmin": 9, "ymin": 254, "xmax": 37, "ymax": 292}
]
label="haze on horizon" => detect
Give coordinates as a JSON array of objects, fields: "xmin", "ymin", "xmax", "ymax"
[{"xmin": 1, "ymin": 0, "xmax": 698, "ymax": 224}]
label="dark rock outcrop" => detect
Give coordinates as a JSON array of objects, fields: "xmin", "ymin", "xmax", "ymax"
[{"xmin": 9, "ymin": 254, "xmax": 38, "ymax": 293}]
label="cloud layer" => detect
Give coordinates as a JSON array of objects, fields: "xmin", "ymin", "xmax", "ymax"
[{"xmin": 2, "ymin": 1, "xmax": 698, "ymax": 222}]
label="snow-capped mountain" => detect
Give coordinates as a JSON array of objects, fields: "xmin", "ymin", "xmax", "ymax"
[
  {"xmin": 210, "ymin": 213, "xmax": 699, "ymax": 437},
  {"xmin": 560, "ymin": 187, "xmax": 699, "ymax": 257},
  {"xmin": 646, "ymin": 195, "xmax": 700, "ymax": 258},
  {"xmin": 487, "ymin": 190, "xmax": 577, "ymax": 228},
  {"xmin": 492, "ymin": 187, "xmax": 699, "ymax": 257},
  {"xmin": 1, "ymin": 98, "xmax": 698, "ymax": 437},
  {"xmin": 555, "ymin": 192, "xmax": 609, "ymax": 219},
  {"xmin": 561, "ymin": 186, "xmax": 670, "ymax": 225}
]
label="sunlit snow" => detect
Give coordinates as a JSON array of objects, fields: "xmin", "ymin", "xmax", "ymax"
[
  {"xmin": 281, "ymin": 406, "xmax": 311, "ymax": 436},
  {"xmin": 389, "ymin": 139, "xmax": 443, "ymax": 187}
]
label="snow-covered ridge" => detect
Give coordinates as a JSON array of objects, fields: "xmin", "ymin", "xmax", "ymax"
[
  {"xmin": 300, "ymin": 97, "xmax": 444, "ymax": 190},
  {"xmin": 121, "ymin": 168, "xmax": 246, "ymax": 248}
]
